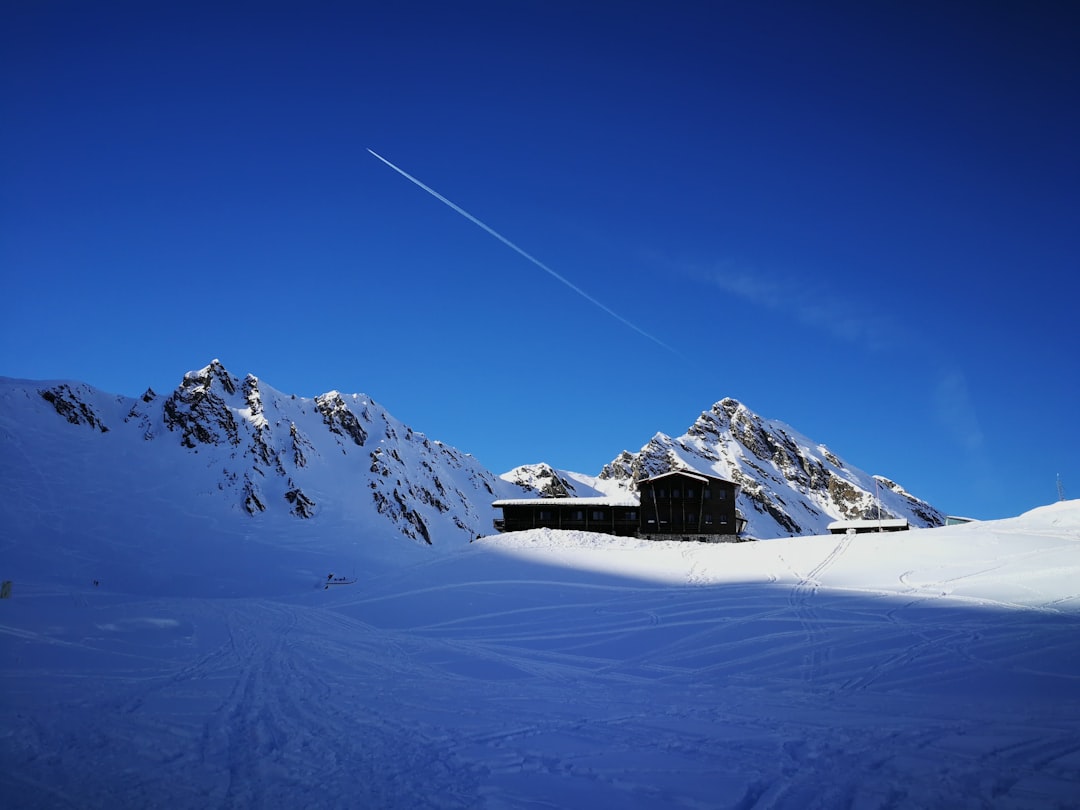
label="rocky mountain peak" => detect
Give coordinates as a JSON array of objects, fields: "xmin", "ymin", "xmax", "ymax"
[
  {"xmin": 184, "ymin": 359, "xmax": 238, "ymax": 395},
  {"xmin": 164, "ymin": 361, "xmax": 242, "ymax": 449},
  {"xmin": 601, "ymin": 397, "xmax": 944, "ymax": 539}
]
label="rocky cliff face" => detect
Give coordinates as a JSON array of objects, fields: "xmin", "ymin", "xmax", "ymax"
[{"xmin": 597, "ymin": 397, "xmax": 944, "ymax": 538}]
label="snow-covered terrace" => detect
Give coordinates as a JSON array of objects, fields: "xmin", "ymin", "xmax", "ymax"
[{"xmin": 492, "ymin": 497, "xmax": 639, "ymax": 508}]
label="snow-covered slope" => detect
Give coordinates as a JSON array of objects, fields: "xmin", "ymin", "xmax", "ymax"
[
  {"xmin": 2, "ymin": 498, "xmax": 1079, "ymax": 808},
  {"xmin": 498, "ymin": 462, "xmax": 623, "ymax": 499},
  {"xmin": 0, "ymin": 361, "xmax": 525, "ymax": 594},
  {"xmin": 596, "ymin": 397, "xmax": 944, "ymax": 538}
]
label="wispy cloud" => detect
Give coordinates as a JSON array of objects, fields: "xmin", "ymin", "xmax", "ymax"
[
  {"xmin": 692, "ymin": 264, "xmax": 905, "ymax": 352},
  {"xmin": 691, "ymin": 262, "xmax": 986, "ymax": 451}
]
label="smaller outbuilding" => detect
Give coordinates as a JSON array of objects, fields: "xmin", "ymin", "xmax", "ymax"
[
  {"xmin": 945, "ymin": 515, "xmax": 977, "ymax": 526},
  {"xmin": 827, "ymin": 518, "xmax": 910, "ymax": 535}
]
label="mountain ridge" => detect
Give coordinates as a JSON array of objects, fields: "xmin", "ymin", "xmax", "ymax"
[
  {"xmin": 3, "ymin": 360, "xmax": 515, "ymax": 557},
  {"xmin": 3, "ymin": 361, "xmax": 943, "ymax": 554}
]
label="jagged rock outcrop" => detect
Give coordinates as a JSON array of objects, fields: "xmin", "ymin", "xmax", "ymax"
[
  {"xmin": 39, "ymin": 384, "xmax": 109, "ymax": 433},
  {"xmin": 315, "ymin": 391, "xmax": 369, "ymax": 447},
  {"xmin": 285, "ymin": 484, "xmax": 316, "ymax": 519},
  {"xmin": 162, "ymin": 360, "xmax": 241, "ymax": 448},
  {"xmin": 500, "ymin": 463, "xmax": 582, "ymax": 498}
]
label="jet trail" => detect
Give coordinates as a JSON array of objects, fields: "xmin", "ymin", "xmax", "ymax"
[{"xmin": 366, "ymin": 148, "xmax": 678, "ymax": 355}]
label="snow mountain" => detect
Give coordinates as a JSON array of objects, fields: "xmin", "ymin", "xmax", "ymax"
[
  {"xmin": 498, "ymin": 462, "xmax": 622, "ymax": 499},
  {"xmin": 3, "ymin": 363, "xmax": 942, "ymax": 562},
  {"xmin": 3, "ymin": 360, "xmax": 515, "ymax": 557},
  {"xmin": 593, "ymin": 397, "xmax": 944, "ymax": 538}
]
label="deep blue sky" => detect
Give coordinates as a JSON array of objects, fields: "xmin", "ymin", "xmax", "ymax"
[{"xmin": 3, "ymin": 1, "xmax": 1077, "ymax": 520}]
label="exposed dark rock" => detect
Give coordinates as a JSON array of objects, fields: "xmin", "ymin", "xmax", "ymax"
[
  {"xmin": 290, "ymin": 423, "xmax": 314, "ymax": 468},
  {"xmin": 242, "ymin": 477, "xmax": 266, "ymax": 514},
  {"xmin": 162, "ymin": 366, "xmax": 240, "ymax": 448},
  {"xmin": 285, "ymin": 485, "xmax": 316, "ymax": 518},
  {"xmin": 39, "ymin": 385, "xmax": 108, "ymax": 432},
  {"xmin": 315, "ymin": 392, "xmax": 368, "ymax": 447},
  {"xmin": 503, "ymin": 463, "xmax": 576, "ymax": 497}
]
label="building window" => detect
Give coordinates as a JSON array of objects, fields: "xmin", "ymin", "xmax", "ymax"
[
  {"xmin": 720, "ymin": 514, "xmax": 728, "ymax": 524},
  {"xmin": 623, "ymin": 510, "xmax": 638, "ymax": 521},
  {"xmin": 687, "ymin": 488, "xmax": 695, "ymax": 498},
  {"xmin": 658, "ymin": 488, "xmax": 666, "ymax": 498},
  {"xmin": 704, "ymin": 514, "xmax": 713, "ymax": 525},
  {"xmin": 687, "ymin": 513, "xmax": 697, "ymax": 523},
  {"xmin": 703, "ymin": 489, "xmax": 711, "ymax": 499},
  {"xmin": 591, "ymin": 510, "xmax": 605, "ymax": 521},
  {"xmin": 571, "ymin": 510, "xmax": 584, "ymax": 521},
  {"xmin": 539, "ymin": 510, "xmax": 554, "ymax": 521},
  {"xmin": 672, "ymin": 488, "xmax": 680, "ymax": 498},
  {"xmin": 718, "ymin": 490, "xmax": 726, "ymax": 499}
]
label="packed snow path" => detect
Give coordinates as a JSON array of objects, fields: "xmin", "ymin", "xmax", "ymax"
[{"xmin": 3, "ymin": 504, "xmax": 1080, "ymax": 808}]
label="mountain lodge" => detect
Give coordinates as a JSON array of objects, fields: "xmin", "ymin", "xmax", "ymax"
[{"xmin": 493, "ymin": 470, "xmax": 746, "ymax": 542}]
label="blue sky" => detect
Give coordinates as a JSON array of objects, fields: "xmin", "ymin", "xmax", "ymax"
[{"xmin": 3, "ymin": 1, "xmax": 1077, "ymax": 521}]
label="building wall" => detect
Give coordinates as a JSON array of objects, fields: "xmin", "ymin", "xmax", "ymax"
[
  {"xmin": 499, "ymin": 504, "xmax": 640, "ymax": 536},
  {"xmin": 638, "ymin": 473, "xmax": 738, "ymax": 536}
]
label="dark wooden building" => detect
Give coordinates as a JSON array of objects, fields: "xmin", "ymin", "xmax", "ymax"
[
  {"xmin": 493, "ymin": 470, "xmax": 744, "ymax": 542},
  {"xmin": 637, "ymin": 470, "xmax": 740, "ymax": 539},
  {"xmin": 493, "ymin": 498, "xmax": 641, "ymax": 535}
]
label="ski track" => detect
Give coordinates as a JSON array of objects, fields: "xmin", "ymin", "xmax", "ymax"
[{"xmin": 4, "ymin": 528, "xmax": 1080, "ymax": 808}]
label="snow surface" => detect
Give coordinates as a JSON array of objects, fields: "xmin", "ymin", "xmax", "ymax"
[{"xmin": 3, "ymin": 496, "xmax": 1080, "ymax": 808}]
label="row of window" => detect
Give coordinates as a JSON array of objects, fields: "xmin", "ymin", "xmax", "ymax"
[
  {"xmin": 647, "ymin": 514, "xmax": 728, "ymax": 525},
  {"xmin": 536, "ymin": 509, "xmax": 638, "ymax": 521},
  {"xmin": 532, "ymin": 510, "xmax": 727, "ymax": 526},
  {"xmin": 652, "ymin": 487, "xmax": 725, "ymax": 499}
]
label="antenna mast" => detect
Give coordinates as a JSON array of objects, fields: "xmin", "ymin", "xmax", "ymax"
[{"xmin": 1058, "ymin": 474, "xmax": 1066, "ymax": 502}]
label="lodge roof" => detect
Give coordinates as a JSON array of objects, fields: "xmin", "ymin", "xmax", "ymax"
[
  {"xmin": 639, "ymin": 469, "xmax": 737, "ymax": 486},
  {"xmin": 492, "ymin": 497, "xmax": 640, "ymax": 508}
]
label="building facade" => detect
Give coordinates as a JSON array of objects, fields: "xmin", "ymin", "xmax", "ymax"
[
  {"xmin": 493, "ymin": 498, "xmax": 641, "ymax": 535},
  {"xmin": 637, "ymin": 470, "xmax": 740, "ymax": 538}
]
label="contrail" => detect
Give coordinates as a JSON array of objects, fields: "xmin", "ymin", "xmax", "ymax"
[{"xmin": 366, "ymin": 148, "xmax": 678, "ymax": 355}]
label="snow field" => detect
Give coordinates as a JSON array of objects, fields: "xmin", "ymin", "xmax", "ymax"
[{"xmin": 3, "ymin": 503, "xmax": 1080, "ymax": 808}]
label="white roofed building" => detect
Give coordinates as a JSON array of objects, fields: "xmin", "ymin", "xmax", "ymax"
[{"xmin": 827, "ymin": 518, "xmax": 910, "ymax": 534}]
